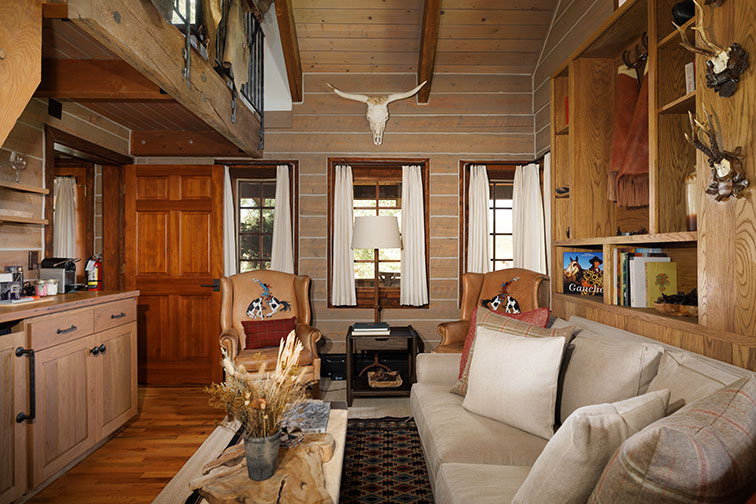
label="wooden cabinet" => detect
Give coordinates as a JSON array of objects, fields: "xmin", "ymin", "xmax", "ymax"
[
  {"xmin": 0, "ymin": 331, "xmax": 27, "ymax": 504},
  {"xmin": 0, "ymin": 292, "xmax": 138, "ymax": 503}
]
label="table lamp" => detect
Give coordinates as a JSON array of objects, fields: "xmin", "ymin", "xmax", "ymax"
[{"xmin": 352, "ymin": 215, "xmax": 402, "ymax": 323}]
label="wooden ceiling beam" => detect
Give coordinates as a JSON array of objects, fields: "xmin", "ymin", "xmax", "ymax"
[
  {"xmin": 417, "ymin": 0, "xmax": 441, "ymax": 104},
  {"xmin": 274, "ymin": 0, "xmax": 303, "ymax": 103},
  {"xmin": 131, "ymin": 130, "xmax": 247, "ymax": 157},
  {"xmin": 42, "ymin": 3, "xmax": 68, "ymax": 19},
  {"xmin": 67, "ymin": 0, "xmax": 262, "ymax": 157},
  {"xmin": 36, "ymin": 59, "xmax": 172, "ymax": 100}
]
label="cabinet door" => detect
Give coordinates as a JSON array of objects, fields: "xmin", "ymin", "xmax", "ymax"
[
  {"xmin": 32, "ymin": 335, "xmax": 96, "ymax": 486},
  {"xmin": 94, "ymin": 322, "xmax": 138, "ymax": 440},
  {"xmin": 0, "ymin": 331, "xmax": 27, "ymax": 504}
]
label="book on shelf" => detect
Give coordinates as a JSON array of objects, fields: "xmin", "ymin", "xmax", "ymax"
[
  {"xmin": 352, "ymin": 329, "xmax": 391, "ymax": 336},
  {"xmin": 629, "ymin": 256, "xmax": 671, "ymax": 308},
  {"xmin": 646, "ymin": 262, "xmax": 678, "ymax": 307},
  {"xmin": 685, "ymin": 61, "xmax": 696, "ymax": 94},
  {"xmin": 614, "ymin": 248, "xmax": 667, "ymax": 306},
  {"xmin": 562, "ymin": 252, "xmax": 603, "ymax": 297}
]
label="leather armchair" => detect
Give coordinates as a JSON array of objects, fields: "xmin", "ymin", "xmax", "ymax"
[
  {"xmin": 435, "ymin": 268, "xmax": 549, "ymax": 353},
  {"xmin": 219, "ymin": 270, "xmax": 322, "ymax": 397}
]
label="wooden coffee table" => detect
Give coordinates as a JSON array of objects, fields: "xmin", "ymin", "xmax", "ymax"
[{"xmin": 153, "ymin": 402, "xmax": 348, "ymax": 504}]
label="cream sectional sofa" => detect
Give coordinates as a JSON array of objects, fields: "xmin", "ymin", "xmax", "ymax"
[{"xmin": 410, "ymin": 315, "xmax": 756, "ymax": 503}]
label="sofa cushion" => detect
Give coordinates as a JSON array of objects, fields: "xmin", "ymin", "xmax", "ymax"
[
  {"xmin": 436, "ymin": 463, "xmax": 531, "ymax": 504},
  {"xmin": 560, "ymin": 329, "xmax": 663, "ymax": 422},
  {"xmin": 463, "ymin": 326, "xmax": 567, "ymax": 439},
  {"xmin": 590, "ymin": 376, "xmax": 756, "ymax": 504},
  {"xmin": 647, "ymin": 350, "xmax": 743, "ymax": 414},
  {"xmin": 451, "ymin": 308, "xmax": 574, "ymax": 396},
  {"xmin": 459, "ymin": 306, "xmax": 550, "ymax": 379},
  {"xmin": 410, "ymin": 383, "xmax": 548, "ymax": 479},
  {"xmin": 512, "ymin": 389, "xmax": 670, "ymax": 504}
]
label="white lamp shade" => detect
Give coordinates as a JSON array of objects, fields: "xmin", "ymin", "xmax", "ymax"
[{"xmin": 352, "ymin": 215, "xmax": 402, "ymax": 249}]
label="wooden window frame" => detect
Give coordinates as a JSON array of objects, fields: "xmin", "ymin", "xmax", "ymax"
[
  {"xmin": 223, "ymin": 160, "xmax": 299, "ymax": 274},
  {"xmin": 327, "ymin": 157, "xmax": 430, "ymax": 309},
  {"xmin": 458, "ymin": 161, "xmax": 524, "ymax": 299}
]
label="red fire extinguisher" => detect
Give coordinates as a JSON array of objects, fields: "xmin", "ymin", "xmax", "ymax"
[{"xmin": 85, "ymin": 255, "xmax": 103, "ymax": 291}]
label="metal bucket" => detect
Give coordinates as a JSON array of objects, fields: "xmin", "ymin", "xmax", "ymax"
[{"xmin": 243, "ymin": 429, "xmax": 281, "ymax": 481}]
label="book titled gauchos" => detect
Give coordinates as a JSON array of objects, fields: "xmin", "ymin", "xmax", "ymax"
[{"xmin": 563, "ymin": 252, "xmax": 604, "ymax": 296}]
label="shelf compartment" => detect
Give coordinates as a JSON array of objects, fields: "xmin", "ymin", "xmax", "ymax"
[
  {"xmin": 659, "ymin": 91, "xmax": 696, "ymax": 115},
  {"xmin": 0, "ymin": 180, "xmax": 49, "ymax": 195},
  {"xmin": 0, "ymin": 215, "xmax": 48, "ymax": 225},
  {"xmin": 554, "ymin": 231, "xmax": 697, "ymax": 247},
  {"xmin": 658, "ymin": 18, "xmax": 695, "ymax": 48}
]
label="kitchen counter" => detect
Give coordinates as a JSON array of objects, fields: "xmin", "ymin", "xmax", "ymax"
[{"xmin": 0, "ymin": 290, "xmax": 139, "ymax": 325}]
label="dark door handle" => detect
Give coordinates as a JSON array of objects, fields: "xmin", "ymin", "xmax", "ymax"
[
  {"xmin": 111, "ymin": 312, "xmax": 126, "ymax": 319},
  {"xmin": 200, "ymin": 278, "xmax": 220, "ymax": 291},
  {"xmin": 57, "ymin": 324, "xmax": 78, "ymax": 334},
  {"xmin": 15, "ymin": 347, "xmax": 35, "ymax": 423}
]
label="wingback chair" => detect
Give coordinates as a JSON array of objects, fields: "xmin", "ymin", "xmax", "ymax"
[
  {"xmin": 219, "ymin": 270, "xmax": 322, "ymax": 397},
  {"xmin": 435, "ymin": 268, "xmax": 549, "ymax": 353}
]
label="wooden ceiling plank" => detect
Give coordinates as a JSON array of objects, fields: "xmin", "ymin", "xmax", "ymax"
[
  {"xmin": 67, "ymin": 0, "xmax": 261, "ymax": 157},
  {"xmin": 275, "ymin": 0, "xmax": 303, "ymax": 103},
  {"xmin": 37, "ymin": 59, "xmax": 171, "ymax": 100},
  {"xmin": 42, "ymin": 3, "xmax": 68, "ymax": 19},
  {"xmin": 293, "ymin": 8, "xmax": 422, "ymax": 25},
  {"xmin": 296, "ymin": 23, "xmax": 421, "ymax": 39},
  {"xmin": 131, "ymin": 130, "xmax": 245, "ymax": 157},
  {"xmin": 417, "ymin": 0, "xmax": 440, "ymax": 103}
]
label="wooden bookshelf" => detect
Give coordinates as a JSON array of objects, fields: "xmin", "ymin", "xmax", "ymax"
[
  {"xmin": 0, "ymin": 215, "xmax": 48, "ymax": 225},
  {"xmin": 657, "ymin": 17, "xmax": 694, "ymax": 48},
  {"xmin": 659, "ymin": 91, "xmax": 696, "ymax": 114},
  {"xmin": 553, "ymin": 231, "xmax": 696, "ymax": 247},
  {"xmin": 0, "ymin": 180, "xmax": 50, "ymax": 195}
]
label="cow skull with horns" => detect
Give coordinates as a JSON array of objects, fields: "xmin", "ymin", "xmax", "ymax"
[{"xmin": 327, "ymin": 81, "xmax": 427, "ymax": 145}]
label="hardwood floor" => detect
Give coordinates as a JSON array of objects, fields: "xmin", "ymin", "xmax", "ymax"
[{"xmin": 29, "ymin": 386, "xmax": 222, "ymax": 503}]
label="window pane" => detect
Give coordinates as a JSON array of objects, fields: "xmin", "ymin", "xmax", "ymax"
[
  {"xmin": 240, "ymin": 260, "xmax": 256, "ymax": 273},
  {"xmin": 262, "ymin": 183, "xmax": 276, "ymax": 207},
  {"xmin": 494, "ymin": 260, "xmax": 513, "ymax": 271},
  {"xmin": 239, "ymin": 209, "xmax": 260, "ymax": 232},
  {"xmin": 378, "ymin": 184, "xmax": 401, "ymax": 207},
  {"xmin": 379, "ymin": 268, "xmax": 400, "ymax": 287},
  {"xmin": 262, "ymin": 209, "xmax": 274, "ymax": 233},
  {"xmin": 495, "ymin": 209, "xmax": 513, "ymax": 233},
  {"xmin": 262, "ymin": 234, "xmax": 272, "ymax": 259},
  {"xmin": 239, "ymin": 182, "xmax": 261, "ymax": 208},
  {"xmin": 354, "ymin": 262, "xmax": 374, "ymax": 281},
  {"xmin": 495, "ymin": 235, "xmax": 513, "ymax": 260},
  {"xmin": 354, "ymin": 184, "xmax": 376, "ymax": 206},
  {"xmin": 492, "ymin": 183, "xmax": 513, "ymax": 206},
  {"xmin": 353, "ymin": 248, "xmax": 374, "ymax": 262},
  {"xmin": 262, "ymin": 260, "xmax": 271, "ymax": 270},
  {"xmin": 379, "ymin": 248, "xmax": 401, "ymax": 261},
  {"xmin": 378, "ymin": 208, "xmax": 400, "ymax": 219},
  {"xmin": 354, "ymin": 208, "xmax": 376, "ymax": 218},
  {"xmin": 240, "ymin": 235, "xmax": 260, "ymax": 260}
]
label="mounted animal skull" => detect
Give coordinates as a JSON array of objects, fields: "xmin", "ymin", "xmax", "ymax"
[
  {"xmin": 327, "ymin": 81, "xmax": 427, "ymax": 145},
  {"xmin": 674, "ymin": 0, "xmax": 749, "ymax": 97},
  {"xmin": 684, "ymin": 105, "xmax": 748, "ymax": 201}
]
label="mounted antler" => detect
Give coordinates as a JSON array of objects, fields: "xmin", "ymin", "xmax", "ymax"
[
  {"xmin": 327, "ymin": 81, "xmax": 427, "ymax": 145},
  {"xmin": 685, "ymin": 105, "xmax": 748, "ymax": 201},
  {"xmin": 673, "ymin": 0, "xmax": 749, "ymax": 97}
]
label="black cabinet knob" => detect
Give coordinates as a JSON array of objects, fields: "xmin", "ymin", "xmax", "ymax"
[
  {"xmin": 99, "ymin": 344, "xmax": 107, "ymax": 354},
  {"xmin": 90, "ymin": 346, "xmax": 100, "ymax": 355}
]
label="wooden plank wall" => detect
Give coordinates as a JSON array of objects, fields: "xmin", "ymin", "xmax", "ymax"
[
  {"xmin": 0, "ymin": 98, "xmax": 129, "ymax": 277},
  {"xmin": 136, "ymin": 71, "xmax": 534, "ymax": 352},
  {"xmin": 533, "ymin": 0, "xmax": 614, "ymax": 157}
]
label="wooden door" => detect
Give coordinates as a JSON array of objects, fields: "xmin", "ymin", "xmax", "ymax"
[
  {"xmin": 32, "ymin": 335, "xmax": 97, "ymax": 487},
  {"xmin": 125, "ymin": 165, "xmax": 223, "ymax": 385},
  {"xmin": 0, "ymin": 330, "xmax": 28, "ymax": 503},
  {"xmin": 94, "ymin": 322, "xmax": 138, "ymax": 440}
]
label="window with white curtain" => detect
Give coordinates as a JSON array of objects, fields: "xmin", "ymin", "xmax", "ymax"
[
  {"xmin": 226, "ymin": 162, "xmax": 298, "ymax": 273},
  {"xmin": 328, "ymin": 158, "xmax": 429, "ymax": 309}
]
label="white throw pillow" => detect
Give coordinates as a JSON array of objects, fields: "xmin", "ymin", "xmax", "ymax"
[
  {"xmin": 560, "ymin": 330, "xmax": 664, "ymax": 422},
  {"xmin": 512, "ymin": 389, "xmax": 671, "ymax": 504},
  {"xmin": 462, "ymin": 325, "xmax": 567, "ymax": 440}
]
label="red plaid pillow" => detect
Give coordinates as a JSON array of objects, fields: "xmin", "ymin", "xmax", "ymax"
[
  {"xmin": 242, "ymin": 317, "xmax": 297, "ymax": 349},
  {"xmin": 458, "ymin": 306, "xmax": 550, "ymax": 379}
]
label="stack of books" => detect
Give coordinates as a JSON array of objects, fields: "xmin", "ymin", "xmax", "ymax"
[
  {"xmin": 613, "ymin": 247, "xmax": 677, "ymax": 308},
  {"xmin": 352, "ymin": 322, "xmax": 391, "ymax": 336}
]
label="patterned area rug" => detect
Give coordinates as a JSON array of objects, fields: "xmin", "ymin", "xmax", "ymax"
[{"xmin": 340, "ymin": 417, "xmax": 433, "ymax": 504}]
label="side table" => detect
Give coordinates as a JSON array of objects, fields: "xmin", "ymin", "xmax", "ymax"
[{"xmin": 345, "ymin": 325, "xmax": 418, "ymax": 406}]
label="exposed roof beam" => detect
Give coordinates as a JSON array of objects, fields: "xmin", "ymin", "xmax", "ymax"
[
  {"xmin": 417, "ymin": 0, "xmax": 440, "ymax": 104},
  {"xmin": 274, "ymin": 0, "xmax": 303, "ymax": 103},
  {"xmin": 67, "ymin": 0, "xmax": 262, "ymax": 157},
  {"xmin": 131, "ymin": 130, "xmax": 246, "ymax": 157},
  {"xmin": 36, "ymin": 59, "xmax": 172, "ymax": 100},
  {"xmin": 42, "ymin": 2, "xmax": 68, "ymax": 18}
]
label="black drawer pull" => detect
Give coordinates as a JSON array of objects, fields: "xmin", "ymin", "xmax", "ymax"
[
  {"xmin": 90, "ymin": 346, "xmax": 100, "ymax": 356},
  {"xmin": 57, "ymin": 325, "xmax": 78, "ymax": 334},
  {"xmin": 15, "ymin": 347, "xmax": 35, "ymax": 423},
  {"xmin": 111, "ymin": 312, "xmax": 126, "ymax": 319},
  {"xmin": 99, "ymin": 344, "xmax": 107, "ymax": 354}
]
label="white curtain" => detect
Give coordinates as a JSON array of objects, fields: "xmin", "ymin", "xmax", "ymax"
[
  {"xmin": 223, "ymin": 166, "xmax": 238, "ymax": 276},
  {"xmin": 53, "ymin": 177, "xmax": 76, "ymax": 258},
  {"xmin": 466, "ymin": 164, "xmax": 490, "ymax": 273},
  {"xmin": 512, "ymin": 163, "xmax": 547, "ymax": 274},
  {"xmin": 331, "ymin": 164, "xmax": 356, "ymax": 306},
  {"xmin": 400, "ymin": 165, "xmax": 428, "ymax": 306},
  {"xmin": 271, "ymin": 164, "xmax": 294, "ymax": 273},
  {"xmin": 543, "ymin": 153, "xmax": 553, "ymax": 277}
]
